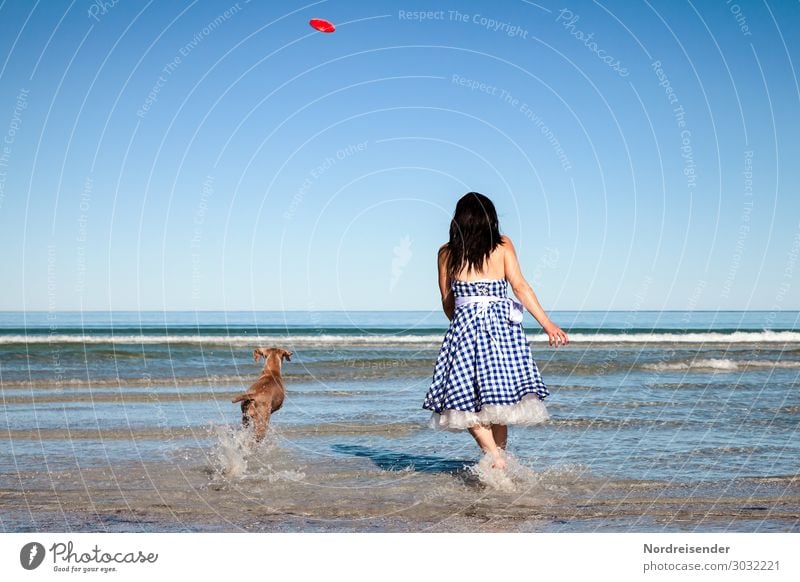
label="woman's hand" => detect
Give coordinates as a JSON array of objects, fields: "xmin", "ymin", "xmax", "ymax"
[{"xmin": 542, "ymin": 321, "xmax": 569, "ymax": 347}]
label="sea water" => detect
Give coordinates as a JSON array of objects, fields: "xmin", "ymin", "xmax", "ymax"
[{"xmin": 0, "ymin": 310, "xmax": 797, "ymax": 532}]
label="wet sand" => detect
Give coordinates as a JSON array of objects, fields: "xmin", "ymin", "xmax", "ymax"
[{"xmin": 2, "ymin": 425, "xmax": 797, "ymax": 533}]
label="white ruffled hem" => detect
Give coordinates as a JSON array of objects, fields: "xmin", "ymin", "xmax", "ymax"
[{"xmin": 428, "ymin": 393, "xmax": 550, "ymax": 432}]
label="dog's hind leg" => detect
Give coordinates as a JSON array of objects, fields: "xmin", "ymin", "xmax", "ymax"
[
  {"xmin": 240, "ymin": 400, "xmax": 255, "ymax": 430},
  {"xmin": 253, "ymin": 407, "xmax": 271, "ymax": 442}
]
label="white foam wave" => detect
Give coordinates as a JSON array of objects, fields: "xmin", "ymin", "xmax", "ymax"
[
  {"xmin": 0, "ymin": 333, "xmax": 447, "ymax": 345},
  {"xmin": 3, "ymin": 330, "xmax": 800, "ymax": 345},
  {"xmin": 565, "ymin": 330, "xmax": 800, "ymax": 343},
  {"xmin": 644, "ymin": 358, "xmax": 800, "ymax": 371}
]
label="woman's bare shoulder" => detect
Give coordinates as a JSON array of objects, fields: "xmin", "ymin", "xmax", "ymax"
[
  {"xmin": 496, "ymin": 234, "xmax": 514, "ymax": 257},
  {"xmin": 437, "ymin": 243, "xmax": 450, "ymax": 256}
]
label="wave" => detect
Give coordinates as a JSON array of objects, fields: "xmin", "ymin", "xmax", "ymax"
[
  {"xmin": 687, "ymin": 446, "xmax": 764, "ymax": 456},
  {"xmin": 0, "ymin": 421, "xmax": 426, "ymax": 441},
  {"xmin": 0, "ymin": 370, "xmax": 428, "ymax": 389},
  {"xmin": 0, "ymin": 387, "xmax": 377, "ymax": 403},
  {"xmin": 767, "ymin": 405, "xmax": 800, "ymax": 414},
  {"xmin": 643, "ymin": 358, "xmax": 800, "ymax": 371},
  {"xmin": 1, "ymin": 330, "xmax": 799, "ymax": 345},
  {"xmin": 0, "ymin": 374, "xmax": 254, "ymax": 388},
  {"xmin": 551, "ymin": 417, "xmax": 690, "ymax": 429},
  {"xmin": 3, "ymin": 358, "xmax": 796, "ymax": 389}
]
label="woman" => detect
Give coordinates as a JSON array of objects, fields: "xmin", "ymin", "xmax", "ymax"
[{"xmin": 422, "ymin": 192, "xmax": 569, "ymax": 470}]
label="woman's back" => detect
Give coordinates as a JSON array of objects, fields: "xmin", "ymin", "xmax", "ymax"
[{"xmin": 445, "ymin": 236, "xmax": 507, "ymax": 282}]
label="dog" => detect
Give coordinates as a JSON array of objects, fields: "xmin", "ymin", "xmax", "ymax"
[{"xmin": 231, "ymin": 347, "xmax": 293, "ymax": 441}]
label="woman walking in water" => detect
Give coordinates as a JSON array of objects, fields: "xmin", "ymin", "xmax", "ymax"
[{"xmin": 422, "ymin": 192, "xmax": 569, "ymax": 470}]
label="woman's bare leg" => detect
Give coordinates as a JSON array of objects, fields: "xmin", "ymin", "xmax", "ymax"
[
  {"xmin": 468, "ymin": 423, "xmax": 507, "ymax": 469},
  {"xmin": 491, "ymin": 424, "xmax": 508, "ymax": 450}
]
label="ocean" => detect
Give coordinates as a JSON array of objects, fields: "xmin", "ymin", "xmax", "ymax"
[{"xmin": 0, "ymin": 310, "xmax": 798, "ymax": 532}]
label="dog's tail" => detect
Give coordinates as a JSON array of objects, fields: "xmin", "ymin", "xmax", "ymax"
[{"xmin": 231, "ymin": 393, "xmax": 252, "ymax": 404}]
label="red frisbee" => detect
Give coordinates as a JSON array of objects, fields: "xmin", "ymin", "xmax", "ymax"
[{"xmin": 309, "ymin": 18, "xmax": 335, "ymax": 33}]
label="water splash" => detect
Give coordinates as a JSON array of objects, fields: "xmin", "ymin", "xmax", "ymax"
[
  {"xmin": 208, "ymin": 424, "xmax": 277, "ymax": 478},
  {"xmin": 468, "ymin": 450, "xmax": 591, "ymax": 493},
  {"xmin": 208, "ymin": 424, "xmax": 303, "ymax": 485},
  {"xmin": 209, "ymin": 424, "xmax": 254, "ymax": 479},
  {"xmin": 261, "ymin": 465, "xmax": 306, "ymax": 483},
  {"xmin": 468, "ymin": 450, "xmax": 546, "ymax": 492}
]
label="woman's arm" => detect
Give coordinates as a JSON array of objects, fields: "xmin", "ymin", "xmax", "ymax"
[
  {"xmin": 502, "ymin": 235, "xmax": 569, "ymax": 346},
  {"xmin": 437, "ymin": 245, "xmax": 455, "ymax": 321}
]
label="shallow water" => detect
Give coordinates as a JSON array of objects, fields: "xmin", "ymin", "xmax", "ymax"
[
  {"xmin": 2, "ymin": 427, "xmax": 797, "ymax": 533},
  {"xmin": 0, "ymin": 310, "xmax": 798, "ymax": 532}
]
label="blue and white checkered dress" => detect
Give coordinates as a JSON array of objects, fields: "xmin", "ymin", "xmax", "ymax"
[{"xmin": 422, "ymin": 279, "xmax": 550, "ymax": 431}]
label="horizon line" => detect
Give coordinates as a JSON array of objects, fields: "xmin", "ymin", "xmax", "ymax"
[{"xmin": 1, "ymin": 309, "xmax": 798, "ymax": 314}]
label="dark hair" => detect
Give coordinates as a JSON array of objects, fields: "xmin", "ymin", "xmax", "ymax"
[{"xmin": 445, "ymin": 192, "xmax": 503, "ymax": 280}]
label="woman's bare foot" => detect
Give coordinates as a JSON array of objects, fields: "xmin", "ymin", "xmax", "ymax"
[
  {"xmin": 491, "ymin": 448, "xmax": 507, "ymax": 470},
  {"xmin": 468, "ymin": 423, "xmax": 508, "ymax": 469}
]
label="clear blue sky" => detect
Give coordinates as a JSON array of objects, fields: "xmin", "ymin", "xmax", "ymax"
[{"xmin": 1, "ymin": 0, "xmax": 798, "ymax": 311}]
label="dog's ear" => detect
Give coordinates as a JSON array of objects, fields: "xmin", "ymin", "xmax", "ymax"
[
  {"xmin": 282, "ymin": 350, "xmax": 293, "ymax": 362},
  {"xmin": 232, "ymin": 393, "xmax": 251, "ymax": 404},
  {"xmin": 253, "ymin": 349, "xmax": 264, "ymax": 363}
]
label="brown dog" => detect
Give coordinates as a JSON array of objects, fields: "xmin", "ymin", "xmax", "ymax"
[{"xmin": 231, "ymin": 347, "xmax": 293, "ymax": 441}]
